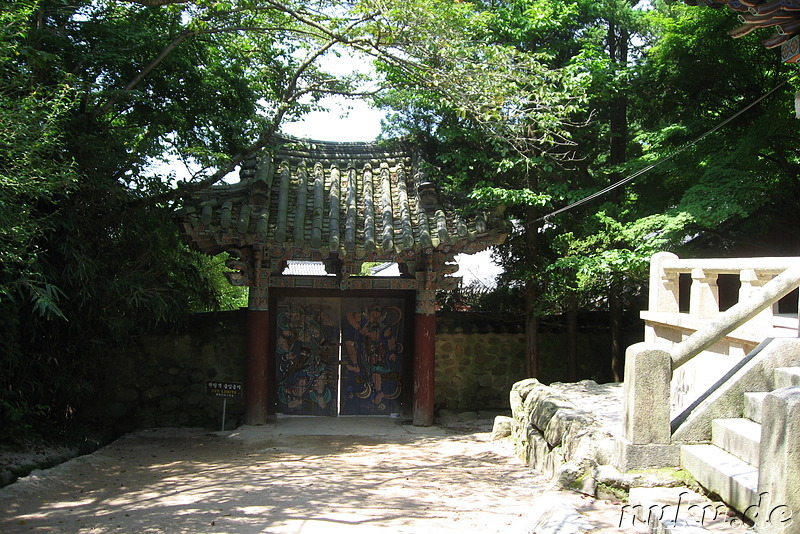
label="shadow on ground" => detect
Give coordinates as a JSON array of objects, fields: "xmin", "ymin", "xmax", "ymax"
[{"xmin": 0, "ymin": 419, "xmax": 633, "ymax": 533}]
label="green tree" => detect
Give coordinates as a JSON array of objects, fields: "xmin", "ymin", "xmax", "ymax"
[
  {"xmin": 367, "ymin": 0, "xmax": 615, "ymax": 378},
  {"xmin": 0, "ymin": 0, "xmax": 395, "ymax": 438},
  {"xmin": 540, "ymin": 1, "xmax": 799, "ymax": 382},
  {"xmin": 373, "ymin": 0, "xmax": 800, "ymax": 384},
  {"xmin": 629, "ymin": 2, "xmax": 800, "ymax": 254},
  {"xmin": 371, "ymin": 0, "xmax": 654, "ymax": 380}
]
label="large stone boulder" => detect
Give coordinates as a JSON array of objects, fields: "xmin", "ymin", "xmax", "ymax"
[{"xmin": 507, "ymin": 379, "xmax": 617, "ymax": 494}]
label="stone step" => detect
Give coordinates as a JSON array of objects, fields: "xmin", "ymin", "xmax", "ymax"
[
  {"xmin": 711, "ymin": 418, "xmax": 761, "ymax": 467},
  {"xmin": 773, "ymin": 367, "xmax": 800, "ymax": 389},
  {"xmin": 742, "ymin": 392, "xmax": 767, "ymax": 424},
  {"xmin": 626, "ymin": 487, "xmax": 752, "ymax": 533},
  {"xmin": 681, "ymin": 444, "xmax": 759, "ymax": 518}
]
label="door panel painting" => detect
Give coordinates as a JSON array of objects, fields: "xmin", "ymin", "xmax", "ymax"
[
  {"xmin": 275, "ymin": 298, "xmax": 340, "ymax": 416},
  {"xmin": 340, "ymin": 299, "xmax": 404, "ymax": 415}
]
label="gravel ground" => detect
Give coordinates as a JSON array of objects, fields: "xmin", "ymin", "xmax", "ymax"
[{"xmin": 0, "ymin": 418, "xmax": 632, "ymax": 533}]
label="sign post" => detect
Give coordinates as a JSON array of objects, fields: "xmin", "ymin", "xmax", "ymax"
[{"xmin": 206, "ymin": 381, "xmax": 243, "ymax": 431}]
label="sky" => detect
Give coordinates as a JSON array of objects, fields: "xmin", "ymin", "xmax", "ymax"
[
  {"xmin": 454, "ymin": 249, "xmax": 504, "ymax": 288},
  {"xmin": 281, "ymin": 96, "xmax": 385, "ymax": 142},
  {"xmin": 280, "ymin": 49, "xmax": 384, "ymax": 142}
]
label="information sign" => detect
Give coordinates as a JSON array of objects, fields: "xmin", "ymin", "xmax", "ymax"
[{"xmin": 207, "ymin": 381, "xmax": 243, "ymax": 398}]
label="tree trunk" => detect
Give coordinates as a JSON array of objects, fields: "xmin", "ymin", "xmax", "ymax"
[
  {"xmin": 525, "ymin": 187, "xmax": 540, "ymax": 378},
  {"xmin": 607, "ymin": 20, "xmax": 629, "ymax": 383},
  {"xmin": 567, "ymin": 300, "xmax": 578, "ymax": 382},
  {"xmin": 609, "ymin": 280, "xmax": 624, "ymax": 381},
  {"xmin": 607, "ymin": 22, "xmax": 629, "ymax": 165},
  {"xmin": 526, "ymin": 289, "xmax": 540, "ymax": 378}
]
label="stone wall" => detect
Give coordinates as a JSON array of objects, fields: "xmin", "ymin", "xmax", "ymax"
[
  {"xmin": 84, "ymin": 309, "xmax": 629, "ymax": 430},
  {"xmin": 83, "ymin": 310, "xmax": 248, "ymax": 432},
  {"xmin": 434, "ymin": 311, "xmax": 641, "ymax": 411},
  {"xmin": 502, "ymin": 379, "xmax": 688, "ymax": 499},
  {"xmin": 435, "ymin": 313, "xmax": 526, "ymax": 411},
  {"xmin": 506, "ymin": 379, "xmax": 617, "ymax": 491}
]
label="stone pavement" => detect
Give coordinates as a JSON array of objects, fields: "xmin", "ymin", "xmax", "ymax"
[
  {"xmin": 547, "ymin": 380, "xmax": 624, "ymax": 430},
  {"xmin": 0, "ymin": 416, "xmax": 641, "ymax": 533}
]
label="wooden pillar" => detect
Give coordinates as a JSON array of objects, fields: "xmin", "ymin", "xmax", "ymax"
[
  {"xmin": 245, "ymin": 284, "xmax": 270, "ymax": 425},
  {"xmin": 413, "ymin": 283, "xmax": 436, "ymax": 426}
]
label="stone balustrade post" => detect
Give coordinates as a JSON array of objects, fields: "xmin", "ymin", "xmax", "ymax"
[
  {"xmin": 690, "ymin": 268, "xmax": 720, "ymax": 319},
  {"xmin": 615, "ymin": 343, "xmax": 678, "ymax": 470},
  {"xmin": 645, "ymin": 252, "xmax": 680, "ymax": 344},
  {"xmin": 739, "ymin": 269, "xmax": 775, "ymax": 331},
  {"xmin": 649, "ymin": 252, "xmax": 680, "ymax": 314},
  {"xmin": 756, "ymin": 386, "xmax": 800, "ymax": 532},
  {"xmin": 623, "ymin": 343, "xmax": 672, "ymax": 444}
]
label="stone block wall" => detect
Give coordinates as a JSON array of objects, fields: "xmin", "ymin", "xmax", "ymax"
[
  {"xmin": 83, "ymin": 310, "xmax": 248, "ymax": 431},
  {"xmin": 507, "ymin": 379, "xmax": 617, "ymax": 489},
  {"xmin": 434, "ymin": 311, "xmax": 641, "ymax": 411},
  {"xmin": 84, "ymin": 309, "xmax": 629, "ymax": 430},
  {"xmin": 435, "ymin": 315, "xmax": 526, "ymax": 411}
]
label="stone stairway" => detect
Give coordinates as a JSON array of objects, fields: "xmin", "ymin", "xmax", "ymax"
[{"xmin": 679, "ymin": 366, "xmax": 800, "ymax": 530}]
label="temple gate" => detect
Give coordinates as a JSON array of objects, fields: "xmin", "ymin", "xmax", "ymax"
[{"xmin": 176, "ymin": 137, "xmax": 504, "ymax": 425}]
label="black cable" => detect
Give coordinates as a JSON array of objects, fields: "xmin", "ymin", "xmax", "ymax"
[{"xmin": 533, "ymin": 79, "xmax": 789, "ymax": 225}]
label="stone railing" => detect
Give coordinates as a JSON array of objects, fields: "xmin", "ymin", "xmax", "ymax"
[
  {"xmin": 642, "ymin": 252, "xmax": 800, "ymax": 414},
  {"xmin": 616, "ymin": 253, "xmax": 800, "ymax": 470}
]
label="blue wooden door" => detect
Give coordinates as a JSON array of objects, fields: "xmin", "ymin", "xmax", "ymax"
[
  {"xmin": 275, "ymin": 297, "xmax": 340, "ymax": 416},
  {"xmin": 339, "ymin": 299, "xmax": 405, "ymax": 415}
]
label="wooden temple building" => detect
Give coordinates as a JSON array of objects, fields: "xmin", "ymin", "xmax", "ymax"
[{"xmin": 176, "ymin": 137, "xmax": 505, "ymax": 426}]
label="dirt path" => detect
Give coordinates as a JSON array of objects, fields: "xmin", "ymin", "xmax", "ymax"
[{"xmin": 0, "ymin": 419, "xmax": 630, "ymax": 533}]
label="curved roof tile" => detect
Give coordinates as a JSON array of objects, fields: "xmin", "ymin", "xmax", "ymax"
[{"xmin": 176, "ymin": 137, "xmax": 505, "ymax": 263}]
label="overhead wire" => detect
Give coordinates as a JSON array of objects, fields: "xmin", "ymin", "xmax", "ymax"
[{"xmin": 533, "ymin": 79, "xmax": 789, "ymax": 225}]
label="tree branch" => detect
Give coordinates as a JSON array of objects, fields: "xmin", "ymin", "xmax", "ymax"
[
  {"xmin": 123, "ymin": 0, "xmax": 189, "ymax": 5},
  {"xmin": 94, "ymin": 3, "xmax": 383, "ymax": 224},
  {"xmin": 102, "ymin": 131, "xmax": 275, "ymax": 227},
  {"xmin": 91, "ymin": 31, "xmax": 194, "ymax": 119}
]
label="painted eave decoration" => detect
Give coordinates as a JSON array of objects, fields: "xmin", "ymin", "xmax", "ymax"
[
  {"xmin": 686, "ymin": 0, "xmax": 800, "ymax": 61},
  {"xmin": 175, "ymin": 137, "xmax": 506, "ymax": 266}
]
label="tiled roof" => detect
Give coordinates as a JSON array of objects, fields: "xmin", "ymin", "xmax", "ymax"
[
  {"xmin": 176, "ymin": 137, "xmax": 505, "ymax": 264},
  {"xmin": 687, "ymin": 0, "xmax": 800, "ymax": 61}
]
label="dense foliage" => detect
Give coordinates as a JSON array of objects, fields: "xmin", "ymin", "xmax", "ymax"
[
  {"xmin": 374, "ymin": 0, "xmax": 800, "ymax": 379},
  {"xmin": 0, "ymin": 0, "xmax": 377, "ymax": 440}
]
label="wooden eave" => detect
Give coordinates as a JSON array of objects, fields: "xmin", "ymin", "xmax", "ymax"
[{"xmin": 687, "ymin": 0, "xmax": 800, "ymax": 60}]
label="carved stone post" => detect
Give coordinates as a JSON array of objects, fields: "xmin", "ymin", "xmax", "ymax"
[
  {"xmin": 614, "ymin": 343, "xmax": 678, "ymax": 470},
  {"xmin": 756, "ymin": 386, "xmax": 800, "ymax": 530},
  {"xmin": 645, "ymin": 252, "xmax": 679, "ymax": 344},
  {"xmin": 690, "ymin": 268, "xmax": 719, "ymax": 319},
  {"xmin": 649, "ymin": 252, "xmax": 680, "ymax": 314}
]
